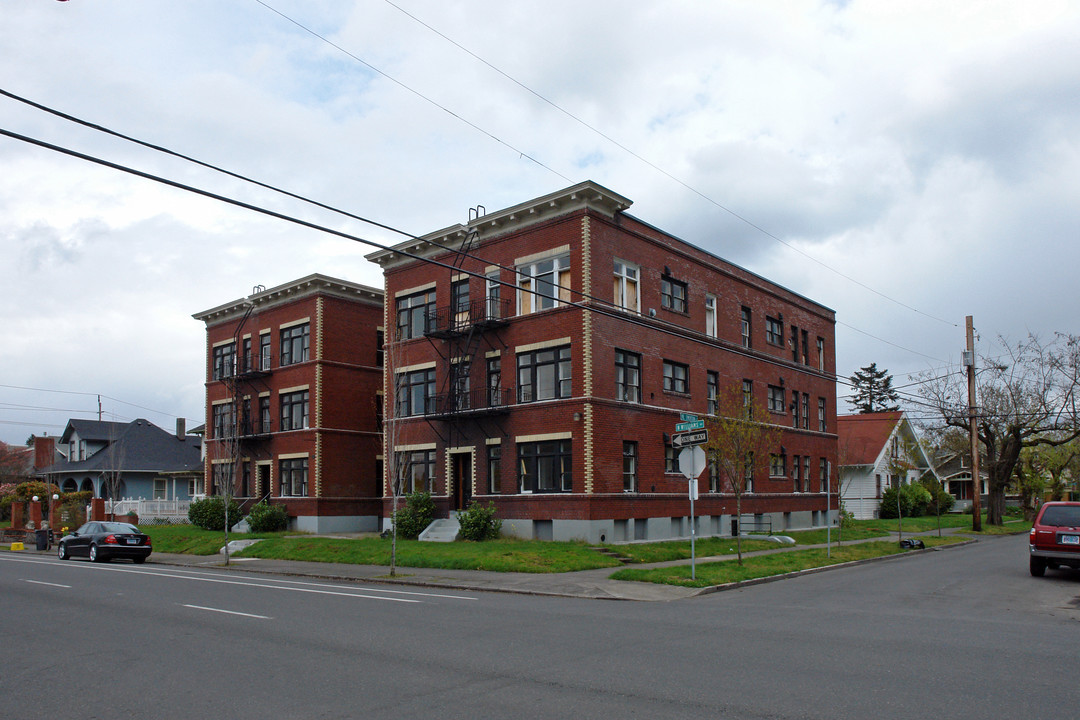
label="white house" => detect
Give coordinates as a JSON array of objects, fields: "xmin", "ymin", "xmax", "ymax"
[{"xmin": 837, "ymin": 411, "xmax": 939, "ymax": 520}]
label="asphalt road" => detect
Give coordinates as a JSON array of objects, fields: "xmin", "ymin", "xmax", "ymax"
[{"xmin": 2, "ymin": 534, "xmax": 1077, "ymax": 720}]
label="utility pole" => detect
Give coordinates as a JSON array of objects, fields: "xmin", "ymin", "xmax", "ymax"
[{"xmin": 965, "ymin": 316, "xmax": 982, "ymax": 532}]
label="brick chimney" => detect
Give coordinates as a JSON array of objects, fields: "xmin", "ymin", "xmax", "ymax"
[{"xmin": 176, "ymin": 417, "xmax": 186, "ymax": 441}]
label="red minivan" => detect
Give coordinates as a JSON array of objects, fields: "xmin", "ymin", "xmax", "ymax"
[{"xmin": 1029, "ymin": 501, "xmax": 1080, "ymax": 576}]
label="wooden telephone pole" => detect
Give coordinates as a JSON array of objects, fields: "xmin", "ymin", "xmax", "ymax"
[{"xmin": 965, "ymin": 316, "xmax": 982, "ymax": 532}]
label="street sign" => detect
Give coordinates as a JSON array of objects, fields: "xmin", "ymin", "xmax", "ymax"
[
  {"xmin": 679, "ymin": 412, "xmax": 699, "ymax": 422},
  {"xmin": 671, "ymin": 429, "xmax": 708, "ymax": 448},
  {"xmin": 675, "ymin": 419, "xmax": 705, "ymax": 432},
  {"xmin": 679, "ymin": 446, "xmax": 707, "ymax": 480}
]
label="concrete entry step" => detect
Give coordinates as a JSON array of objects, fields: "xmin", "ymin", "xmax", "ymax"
[{"xmin": 419, "ymin": 517, "xmax": 460, "ymax": 542}]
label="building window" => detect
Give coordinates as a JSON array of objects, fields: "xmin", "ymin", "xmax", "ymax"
[
  {"xmin": 707, "ymin": 371, "xmax": 719, "ymax": 415},
  {"xmin": 518, "ymin": 439, "xmax": 572, "ymax": 493},
  {"xmin": 820, "ymin": 458, "xmax": 828, "ymax": 491},
  {"xmin": 745, "ymin": 452, "xmax": 754, "ymax": 493},
  {"xmin": 486, "ymin": 272, "xmax": 502, "ymax": 320},
  {"xmin": 663, "ymin": 360, "xmax": 689, "ymax": 394},
  {"xmin": 376, "ymin": 330, "xmax": 384, "ymax": 367},
  {"xmin": 212, "ymin": 343, "xmax": 235, "ymax": 380},
  {"xmin": 803, "ymin": 456, "xmax": 811, "ymax": 493},
  {"xmin": 487, "ymin": 444, "xmax": 501, "ymax": 494},
  {"xmin": 791, "ymin": 325, "xmax": 799, "ymax": 362},
  {"xmin": 801, "ymin": 392, "xmax": 810, "ymax": 430},
  {"xmin": 279, "ymin": 457, "xmax": 308, "ymax": 496},
  {"xmin": 705, "ymin": 294, "xmax": 717, "ymax": 337},
  {"xmin": 817, "ymin": 337, "xmax": 825, "ymax": 371},
  {"xmin": 280, "ymin": 390, "xmax": 309, "ymax": 431},
  {"xmin": 665, "ymin": 444, "xmax": 677, "ymax": 473},
  {"xmin": 212, "ymin": 403, "xmax": 234, "ymax": 438},
  {"xmin": 396, "ymin": 290, "xmax": 436, "ymax": 340},
  {"xmin": 801, "ymin": 329, "xmax": 809, "ymax": 365},
  {"xmin": 280, "ymin": 324, "xmax": 310, "ymax": 366},
  {"xmin": 623, "ymin": 441, "xmax": 638, "ymax": 492},
  {"xmin": 211, "ymin": 462, "xmax": 233, "ymax": 496},
  {"xmin": 259, "ymin": 396, "xmax": 271, "ymax": 434},
  {"xmin": 768, "ymin": 385, "xmax": 785, "ymax": 414},
  {"xmin": 241, "ymin": 337, "xmax": 252, "ymax": 373},
  {"xmin": 742, "ymin": 379, "xmax": 753, "ymax": 418},
  {"xmin": 770, "ymin": 454, "xmax": 786, "ymax": 478},
  {"xmin": 661, "ymin": 276, "xmax": 687, "ymax": 313},
  {"xmin": 396, "ymin": 450, "xmax": 435, "ymax": 494},
  {"xmin": 766, "ymin": 316, "xmax": 783, "ymax": 346},
  {"xmin": 613, "ymin": 260, "xmax": 639, "ymax": 313},
  {"xmin": 615, "ymin": 350, "xmax": 641, "ymax": 403},
  {"xmin": 259, "ymin": 332, "xmax": 272, "ymax": 370},
  {"xmin": 240, "ymin": 462, "xmax": 251, "ymax": 497},
  {"xmin": 153, "ymin": 478, "xmax": 166, "ymax": 500},
  {"xmin": 450, "ymin": 360, "xmax": 471, "ymax": 411},
  {"xmin": 518, "ymin": 254, "xmax": 570, "ymax": 314},
  {"xmin": 487, "ymin": 357, "xmax": 503, "ymax": 407},
  {"xmin": 818, "ymin": 397, "xmax": 827, "ymax": 432},
  {"xmin": 741, "ymin": 307, "xmax": 752, "ymax": 348},
  {"xmin": 517, "ymin": 346, "xmax": 571, "ymax": 403},
  {"xmin": 793, "ymin": 455, "xmax": 801, "ymax": 491},
  {"xmin": 792, "ymin": 392, "xmax": 800, "ymax": 428},
  {"xmin": 188, "ymin": 477, "xmax": 203, "ymax": 497},
  {"xmin": 708, "ymin": 450, "xmax": 720, "ymax": 493},
  {"xmin": 397, "ymin": 369, "xmax": 435, "ymax": 416}
]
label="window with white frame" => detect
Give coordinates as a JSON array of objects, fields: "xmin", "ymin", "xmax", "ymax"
[
  {"xmin": 741, "ymin": 307, "xmax": 752, "ymax": 348},
  {"xmin": 623, "ymin": 441, "xmax": 638, "ymax": 492},
  {"xmin": 518, "ymin": 254, "xmax": 570, "ymax": 314},
  {"xmin": 615, "ymin": 350, "xmax": 641, "ymax": 403},
  {"xmin": 613, "ymin": 260, "xmax": 639, "ymax": 313},
  {"xmin": 770, "ymin": 453, "xmax": 786, "ymax": 478},
  {"xmin": 153, "ymin": 478, "xmax": 166, "ymax": 500},
  {"xmin": 705, "ymin": 294, "xmax": 717, "ymax": 337},
  {"xmin": 766, "ymin": 316, "xmax": 783, "ymax": 345},
  {"xmin": 396, "ymin": 450, "xmax": 435, "ymax": 494},
  {"xmin": 280, "ymin": 390, "xmax": 309, "ymax": 431},
  {"xmin": 212, "ymin": 343, "xmax": 236, "ymax": 380},
  {"xmin": 768, "ymin": 385, "xmax": 785, "ymax": 414},
  {"xmin": 818, "ymin": 397, "xmax": 827, "ymax": 432},
  {"xmin": 707, "ymin": 371, "xmax": 719, "ymax": 415},
  {"xmin": 487, "ymin": 444, "xmax": 501, "ymax": 494}
]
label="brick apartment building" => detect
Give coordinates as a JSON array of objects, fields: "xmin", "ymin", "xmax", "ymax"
[
  {"xmin": 367, "ymin": 181, "xmax": 838, "ymax": 543},
  {"xmin": 193, "ymin": 274, "xmax": 384, "ymax": 532}
]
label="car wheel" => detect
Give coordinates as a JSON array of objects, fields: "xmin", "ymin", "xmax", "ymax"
[
  {"xmin": 57, "ymin": 543, "xmax": 68, "ymax": 560},
  {"xmin": 1047, "ymin": 561, "xmax": 1060, "ymax": 569},
  {"xmin": 133, "ymin": 556, "xmax": 146, "ymax": 564},
  {"xmin": 89, "ymin": 544, "xmax": 106, "ymax": 563},
  {"xmin": 1030, "ymin": 556, "xmax": 1047, "ymax": 577}
]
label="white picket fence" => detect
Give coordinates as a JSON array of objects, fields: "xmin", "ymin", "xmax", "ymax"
[{"xmin": 107, "ymin": 499, "xmax": 192, "ymax": 519}]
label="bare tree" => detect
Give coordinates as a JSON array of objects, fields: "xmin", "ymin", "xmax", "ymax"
[
  {"xmin": 703, "ymin": 382, "xmax": 782, "ymax": 565},
  {"xmin": 914, "ymin": 333, "xmax": 1080, "ymax": 525}
]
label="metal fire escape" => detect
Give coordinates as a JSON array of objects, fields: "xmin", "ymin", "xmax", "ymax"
[{"xmin": 422, "ymin": 207, "xmax": 511, "ymax": 449}]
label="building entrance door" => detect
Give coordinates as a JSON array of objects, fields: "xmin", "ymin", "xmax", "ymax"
[{"xmin": 452, "ymin": 453, "xmax": 472, "ymax": 511}]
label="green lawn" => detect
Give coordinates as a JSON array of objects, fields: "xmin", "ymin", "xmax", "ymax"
[
  {"xmin": 610, "ymin": 536, "xmax": 967, "ymax": 588},
  {"xmin": 143, "ymin": 524, "xmax": 293, "ymax": 555},
  {"xmin": 237, "ymin": 536, "xmax": 623, "ymax": 573}
]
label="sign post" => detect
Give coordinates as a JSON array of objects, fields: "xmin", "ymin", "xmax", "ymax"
[{"xmin": 678, "ymin": 444, "xmax": 707, "ymax": 580}]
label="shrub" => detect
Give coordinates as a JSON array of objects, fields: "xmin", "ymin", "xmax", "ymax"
[
  {"xmin": 921, "ymin": 478, "xmax": 956, "ymax": 515},
  {"xmin": 880, "ymin": 483, "xmax": 932, "ymax": 518},
  {"xmin": 188, "ymin": 496, "xmax": 243, "ymax": 531},
  {"xmin": 457, "ymin": 501, "xmax": 502, "ymax": 541},
  {"xmin": 246, "ymin": 502, "xmax": 289, "ymax": 533},
  {"xmin": 392, "ymin": 491, "xmax": 435, "ymax": 540}
]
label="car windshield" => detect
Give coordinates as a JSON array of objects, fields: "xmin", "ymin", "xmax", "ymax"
[
  {"xmin": 1040, "ymin": 506, "xmax": 1080, "ymax": 528},
  {"xmin": 100, "ymin": 522, "xmax": 139, "ymax": 533}
]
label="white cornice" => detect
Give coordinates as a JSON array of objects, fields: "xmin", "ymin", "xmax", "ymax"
[
  {"xmin": 365, "ymin": 180, "xmax": 632, "ymax": 270},
  {"xmin": 193, "ymin": 273, "xmax": 383, "ymax": 325}
]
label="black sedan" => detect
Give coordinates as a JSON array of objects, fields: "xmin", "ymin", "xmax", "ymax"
[{"xmin": 56, "ymin": 521, "xmax": 152, "ymax": 563}]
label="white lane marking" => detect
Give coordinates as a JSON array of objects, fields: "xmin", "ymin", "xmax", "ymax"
[
  {"xmin": 0, "ymin": 554, "xmax": 419, "ymax": 603},
  {"xmin": 0, "ymin": 553, "xmax": 477, "ymax": 601},
  {"xmin": 24, "ymin": 579, "xmax": 71, "ymax": 588},
  {"xmin": 182, "ymin": 604, "xmax": 270, "ymax": 619}
]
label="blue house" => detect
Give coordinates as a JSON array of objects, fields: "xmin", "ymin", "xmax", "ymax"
[{"xmin": 38, "ymin": 419, "xmax": 202, "ymax": 501}]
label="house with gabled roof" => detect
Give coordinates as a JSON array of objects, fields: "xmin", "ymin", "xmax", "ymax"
[
  {"xmin": 837, "ymin": 411, "xmax": 938, "ymax": 519},
  {"xmin": 37, "ymin": 418, "xmax": 202, "ymax": 501}
]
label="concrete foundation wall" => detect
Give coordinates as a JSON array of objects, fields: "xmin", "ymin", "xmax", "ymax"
[{"xmin": 294, "ymin": 514, "xmax": 380, "ymax": 534}]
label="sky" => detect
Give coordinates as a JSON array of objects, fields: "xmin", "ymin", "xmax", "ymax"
[{"xmin": 2, "ymin": 0, "xmax": 1078, "ymax": 445}]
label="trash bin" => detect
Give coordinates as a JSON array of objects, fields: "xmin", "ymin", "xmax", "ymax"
[{"xmin": 35, "ymin": 529, "xmax": 49, "ymax": 551}]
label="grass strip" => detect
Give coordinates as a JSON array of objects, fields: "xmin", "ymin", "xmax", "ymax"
[{"xmin": 610, "ymin": 537, "xmax": 966, "ymax": 588}]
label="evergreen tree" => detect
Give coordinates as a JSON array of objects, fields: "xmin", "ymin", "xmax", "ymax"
[{"xmin": 849, "ymin": 362, "xmax": 900, "ymax": 413}]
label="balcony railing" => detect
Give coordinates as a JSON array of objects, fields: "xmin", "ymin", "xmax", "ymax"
[
  {"xmin": 425, "ymin": 297, "xmax": 510, "ymax": 338},
  {"xmin": 212, "ymin": 353, "xmax": 275, "ymax": 381},
  {"xmin": 426, "ymin": 386, "xmax": 514, "ymax": 418}
]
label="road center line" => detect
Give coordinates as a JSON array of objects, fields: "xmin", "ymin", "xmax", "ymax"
[{"xmin": 182, "ymin": 604, "xmax": 270, "ymax": 619}]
